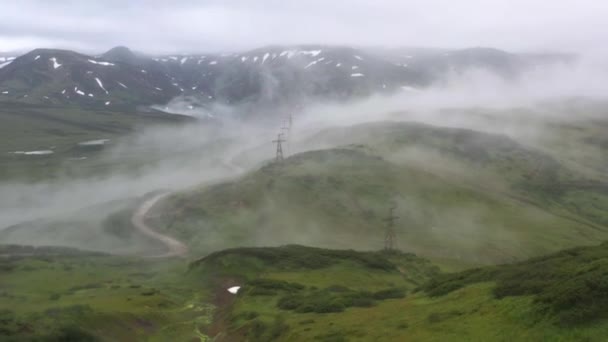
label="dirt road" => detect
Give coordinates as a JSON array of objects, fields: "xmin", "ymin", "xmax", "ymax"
[{"xmin": 131, "ymin": 193, "xmax": 188, "ymax": 258}]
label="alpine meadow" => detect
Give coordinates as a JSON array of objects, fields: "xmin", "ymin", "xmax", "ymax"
[{"xmin": 1, "ymin": 1, "xmax": 608, "ymax": 341}]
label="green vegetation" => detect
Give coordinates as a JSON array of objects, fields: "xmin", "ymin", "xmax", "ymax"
[
  {"xmin": 154, "ymin": 145, "xmax": 608, "ymax": 266},
  {"xmin": 190, "ymin": 244, "xmax": 608, "ymax": 341},
  {"xmin": 5, "ymin": 242, "xmax": 608, "ymax": 341},
  {"xmin": 0, "ymin": 102, "xmax": 190, "ymax": 181},
  {"xmin": 3, "ymin": 108, "xmax": 608, "ymax": 340},
  {"xmin": 422, "ymin": 241, "xmax": 608, "ymax": 326},
  {"xmin": 0, "ymin": 198, "xmax": 166, "ymax": 255},
  {"xmin": 188, "ymin": 245, "xmax": 439, "ymax": 341},
  {"xmin": 0, "ymin": 245, "xmax": 212, "ymax": 341}
]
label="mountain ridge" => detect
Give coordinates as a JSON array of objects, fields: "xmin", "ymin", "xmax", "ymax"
[{"xmin": 0, "ymin": 45, "xmax": 574, "ymax": 111}]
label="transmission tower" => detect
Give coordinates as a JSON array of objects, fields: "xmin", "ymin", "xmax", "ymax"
[
  {"xmin": 281, "ymin": 125, "xmax": 290, "ymax": 156},
  {"xmin": 272, "ymin": 133, "xmax": 286, "ymax": 162},
  {"xmin": 384, "ymin": 203, "xmax": 399, "ymax": 251}
]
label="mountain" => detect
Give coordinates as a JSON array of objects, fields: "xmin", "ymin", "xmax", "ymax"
[
  {"xmin": 377, "ymin": 47, "xmax": 575, "ymax": 80},
  {"xmin": 0, "ymin": 54, "xmax": 17, "ymax": 69},
  {"xmin": 0, "ymin": 45, "xmax": 574, "ymax": 110},
  {"xmin": 0, "ymin": 48, "xmax": 180, "ymax": 107}
]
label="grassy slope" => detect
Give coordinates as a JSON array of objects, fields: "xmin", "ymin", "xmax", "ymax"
[
  {"xmin": 189, "ymin": 244, "xmax": 608, "ymax": 342},
  {"xmin": 6, "ymin": 244, "xmax": 608, "ymax": 341},
  {"xmin": 0, "ymin": 244, "xmax": 439, "ymax": 341},
  {"xmin": 153, "ymin": 144, "xmax": 608, "ymax": 266},
  {"xmin": 0, "ymin": 102, "xmax": 190, "ymax": 181},
  {"xmin": 0, "ymin": 245, "xmax": 211, "ymax": 341},
  {"xmin": 0, "ymin": 198, "xmax": 167, "ymax": 255},
  {"xmin": 188, "ymin": 245, "xmax": 440, "ymax": 341}
]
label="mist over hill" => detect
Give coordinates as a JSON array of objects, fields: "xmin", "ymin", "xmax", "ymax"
[
  {"xmin": 0, "ymin": 44, "xmax": 576, "ymax": 115},
  {"xmin": 1, "ymin": 2, "xmax": 608, "ymax": 339}
]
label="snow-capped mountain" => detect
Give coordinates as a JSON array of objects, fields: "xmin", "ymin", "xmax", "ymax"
[
  {"xmin": 0, "ymin": 54, "xmax": 18, "ymax": 69},
  {"xmin": 0, "ymin": 45, "xmax": 573, "ymax": 109}
]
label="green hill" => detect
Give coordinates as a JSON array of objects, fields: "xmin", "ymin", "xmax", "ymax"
[
  {"xmin": 190, "ymin": 243, "xmax": 608, "ymax": 341},
  {"xmin": 0, "ymin": 102, "xmax": 190, "ymax": 181},
  {"xmin": 0, "ymin": 245, "xmax": 207, "ymax": 341},
  {"xmin": 5, "ymin": 241, "xmax": 608, "ymax": 341},
  {"xmin": 151, "ymin": 140, "xmax": 608, "ymax": 266}
]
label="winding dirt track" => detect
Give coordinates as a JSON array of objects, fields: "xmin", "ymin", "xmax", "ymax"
[{"xmin": 131, "ymin": 193, "xmax": 188, "ymax": 258}]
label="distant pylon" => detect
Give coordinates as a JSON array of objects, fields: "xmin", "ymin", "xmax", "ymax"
[
  {"xmin": 281, "ymin": 125, "xmax": 290, "ymax": 156},
  {"xmin": 273, "ymin": 133, "xmax": 286, "ymax": 162},
  {"xmin": 280, "ymin": 114, "xmax": 293, "ymax": 156},
  {"xmin": 384, "ymin": 203, "xmax": 399, "ymax": 251}
]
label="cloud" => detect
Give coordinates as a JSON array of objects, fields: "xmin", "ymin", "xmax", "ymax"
[{"xmin": 0, "ymin": 0, "xmax": 606, "ymax": 54}]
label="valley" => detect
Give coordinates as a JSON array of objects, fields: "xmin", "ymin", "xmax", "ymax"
[{"xmin": 1, "ymin": 40, "xmax": 607, "ymax": 341}]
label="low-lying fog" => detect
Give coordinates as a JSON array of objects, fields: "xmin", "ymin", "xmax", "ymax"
[{"xmin": 1, "ymin": 56, "xmax": 607, "ymax": 252}]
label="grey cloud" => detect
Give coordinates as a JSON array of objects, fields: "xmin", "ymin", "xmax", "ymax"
[{"xmin": 0, "ymin": 0, "xmax": 606, "ymax": 54}]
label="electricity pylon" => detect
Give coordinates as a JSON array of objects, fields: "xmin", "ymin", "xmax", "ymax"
[
  {"xmin": 272, "ymin": 133, "xmax": 286, "ymax": 162},
  {"xmin": 384, "ymin": 203, "xmax": 399, "ymax": 251}
]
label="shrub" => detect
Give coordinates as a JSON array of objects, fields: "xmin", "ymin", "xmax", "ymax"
[
  {"xmin": 248, "ymin": 278, "xmax": 305, "ymax": 292},
  {"xmin": 50, "ymin": 325, "xmax": 98, "ymax": 341},
  {"xmin": 277, "ymin": 287, "xmax": 379, "ymax": 313},
  {"xmin": 421, "ymin": 243, "xmax": 608, "ymax": 327},
  {"xmin": 372, "ymin": 288, "xmax": 406, "ymax": 300}
]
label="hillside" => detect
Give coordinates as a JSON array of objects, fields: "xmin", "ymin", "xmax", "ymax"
[
  {"xmin": 0, "ymin": 245, "xmax": 207, "ymax": 341},
  {"xmin": 188, "ymin": 243, "xmax": 608, "ymax": 341},
  {"xmin": 0, "ymin": 102, "xmax": 191, "ymax": 181},
  {"xmin": 150, "ymin": 128, "xmax": 608, "ymax": 265},
  {"xmin": 4, "ymin": 242, "xmax": 608, "ymax": 341}
]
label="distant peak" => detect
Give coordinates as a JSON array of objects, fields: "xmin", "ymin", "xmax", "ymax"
[{"xmin": 102, "ymin": 46, "xmax": 136, "ymax": 61}]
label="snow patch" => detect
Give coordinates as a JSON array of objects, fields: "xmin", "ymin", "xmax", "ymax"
[
  {"xmin": 301, "ymin": 50, "xmax": 322, "ymax": 57},
  {"xmin": 88, "ymin": 59, "xmax": 115, "ymax": 66},
  {"xmin": 105, "ymin": 101, "xmax": 111, "ymax": 106},
  {"xmin": 180, "ymin": 57, "xmax": 188, "ymax": 64},
  {"xmin": 352, "ymin": 66, "xmax": 359, "ymax": 70},
  {"xmin": 227, "ymin": 286, "xmax": 241, "ymax": 294},
  {"xmin": 12, "ymin": 150, "xmax": 54, "ymax": 156},
  {"xmin": 78, "ymin": 139, "xmax": 109, "ymax": 146},
  {"xmin": 34, "ymin": 55, "xmax": 41, "ymax": 60},
  {"xmin": 350, "ymin": 73, "xmax": 365, "ymax": 77},
  {"xmin": 0, "ymin": 61, "xmax": 12, "ymax": 68},
  {"xmin": 94, "ymin": 77, "xmax": 108, "ymax": 94},
  {"xmin": 354, "ymin": 55, "xmax": 363, "ymax": 60},
  {"xmin": 49, "ymin": 58, "xmax": 62, "ymax": 69},
  {"xmin": 1, "ymin": 91, "xmax": 8, "ymax": 94},
  {"xmin": 280, "ymin": 50, "xmax": 296, "ymax": 59},
  {"xmin": 75, "ymin": 87, "xmax": 85, "ymax": 96},
  {"xmin": 262, "ymin": 53, "xmax": 270, "ymax": 63},
  {"xmin": 209, "ymin": 61, "xmax": 218, "ymax": 65},
  {"xmin": 304, "ymin": 57, "xmax": 325, "ymax": 69},
  {"xmin": 117, "ymin": 82, "xmax": 128, "ymax": 89}
]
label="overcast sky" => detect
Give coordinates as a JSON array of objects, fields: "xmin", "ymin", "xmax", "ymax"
[{"xmin": 0, "ymin": 0, "xmax": 606, "ymax": 54}]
